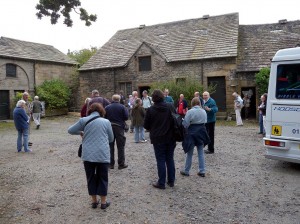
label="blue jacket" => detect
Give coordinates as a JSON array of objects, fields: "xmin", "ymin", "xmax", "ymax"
[
  {"xmin": 13, "ymin": 107, "xmax": 29, "ymax": 130},
  {"xmin": 203, "ymin": 98, "xmax": 218, "ymax": 123},
  {"xmin": 182, "ymin": 124, "xmax": 210, "ymax": 153},
  {"xmin": 68, "ymin": 112, "xmax": 114, "ymax": 163}
]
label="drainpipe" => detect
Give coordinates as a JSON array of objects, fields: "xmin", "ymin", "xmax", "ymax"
[
  {"xmin": 33, "ymin": 61, "xmax": 36, "ymax": 94},
  {"xmin": 201, "ymin": 61, "xmax": 204, "ymax": 86},
  {"xmin": 112, "ymin": 68, "xmax": 116, "ymax": 93}
]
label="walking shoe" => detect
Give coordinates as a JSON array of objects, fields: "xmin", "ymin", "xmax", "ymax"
[
  {"xmin": 91, "ymin": 202, "xmax": 98, "ymax": 209},
  {"xmin": 167, "ymin": 182, "xmax": 174, "ymax": 187},
  {"xmin": 118, "ymin": 164, "xmax": 128, "ymax": 170},
  {"xmin": 100, "ymin": 201, "xmax": 110, "ymax": 209},
  {"xmin": 197, "ymin": 172, "xmax": 205, "ymax": 177},
  {"xmin": 36, "ymin": 125, "xmax": 40, "ymax": 129},
  {"xmin": 204, "ymin": 150, "xmax": 214, "ymax": 154},
  {"xmin": 25, "ymin": 149, "xmax": 32, "ymax": 153},
  {"xmin": 180, "ymin": 171, "xmax": 189, "ymax": 176},
  {"xmin": 139, "ymin": 140, "xmax": 147, "ymax": 143},
  {"xmin": 152, "ymin": 182, "xmax": 166, "ymax": 189}
]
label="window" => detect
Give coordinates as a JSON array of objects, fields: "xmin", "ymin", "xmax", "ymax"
[
  {"xmin": 119, "ymin": 82, "xmax": 132, "ymax": 97},
  {"xmin": 276, "ymin": 64, "xmax": 300, "ymax": 99},
  {"xmin": 138, "ymin": 56, "xmax": 151, "ymax": 71},
  {"xmin": 6, "ymin": 64, "xmax": 17, "ymax": 77}
]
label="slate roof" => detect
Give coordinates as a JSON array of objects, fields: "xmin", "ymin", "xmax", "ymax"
[
  {"xmin": 80, "ymin": 13, "xmax": 239, "ymax": 71},
  {"xmin": 0, "ymin": 37, "xmax": 76, "ymax": 65},
  {"xmin": 237, "ymin": 21, "xmax": 300, "ymax": 72}
]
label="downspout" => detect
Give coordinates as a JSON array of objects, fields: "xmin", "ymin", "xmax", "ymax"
[
  {"xmin": 33, "ymin": 61, "xmax": 36, "ymax": 94},
  {"xmin": 201, "ymin": 61, "xmax": 204, "ymax": 86},
  {"xmin": 112, "ymin": 68, "xmax": 116, "ymax": 93}
]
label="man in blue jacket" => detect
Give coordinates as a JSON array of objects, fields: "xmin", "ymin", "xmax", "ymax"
[
  {"xmin": 203, "ymin": 91, "xmax": 218, "ymax": 154},
  {"xmin": 13, "ymin": 100, "xmax": 31, "ymax": 152}
]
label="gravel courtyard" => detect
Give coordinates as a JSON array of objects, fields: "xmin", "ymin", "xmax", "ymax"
[{"xmin": 0, "ymin": 115, "xmax": 299, "ymax": 224}]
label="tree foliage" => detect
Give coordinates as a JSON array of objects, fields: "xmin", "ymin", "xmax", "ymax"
[
  {"xmin": 68, "ymin": 47, "xmax": 98, "ymax": 66},
  {"xmin": 149, "ymin": 78, "xmax": 216, "ymax": 106},
  {"xmin": 36, "ymin": 0, "xmax": 97, "ymax": 27},
  {"xmin": 13, "ymin": 92, "xmax": 32, "ymax": 105},
  {"xmin": 36, "ymin": 79, "xmax": 71, "ymax": 109},
  {"xmin": 255, "ymin": 67, "xmax": 270, "ymax": 96}
]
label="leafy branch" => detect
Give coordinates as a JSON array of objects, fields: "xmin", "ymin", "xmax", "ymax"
[{"xmin": 36, "ymin": 0, "xmax": 97, "ymax": 27}]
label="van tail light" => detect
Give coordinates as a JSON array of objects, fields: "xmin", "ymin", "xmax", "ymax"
[{"xmin": 265, "ymin": 140, "xmax": 285, "ymax": 147}]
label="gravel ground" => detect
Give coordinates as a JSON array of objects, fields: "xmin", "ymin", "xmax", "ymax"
[{"xmin": 0, "ymin": 115, "xmax": 299, "ymax": 224}]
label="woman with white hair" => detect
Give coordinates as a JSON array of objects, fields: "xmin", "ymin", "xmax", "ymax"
[
  {"xmin": 232, "ymin": 92, "xmax": 244, "ymax": 126},
  {"xmin": 32, "ymin": 96, "xmax": 43, "ymax": 129},
  {"xmin": 13, "ymin": 100, "xmax": 31, "ymax": 152}
]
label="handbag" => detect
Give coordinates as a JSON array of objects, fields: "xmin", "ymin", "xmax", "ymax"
[{"xmin": 78, "ymin": 115, "xmax": 100, "ymax": 157}]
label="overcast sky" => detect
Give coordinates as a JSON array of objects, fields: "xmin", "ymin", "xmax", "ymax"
[{"xmin": 0, "ymin": 0, "xmax": 299, "ymax": 54}]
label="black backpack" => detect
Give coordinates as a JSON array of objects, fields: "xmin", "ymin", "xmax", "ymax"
[{"xmin": 171, "ymin": 112, "xmax": 184, "ymax": 142}]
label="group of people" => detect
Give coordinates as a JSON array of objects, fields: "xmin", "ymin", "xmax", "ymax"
[
  {"xmin": 12, "ymin": 88, "xmax": 267, "ymax": 210},
  {"xmin": 70, "ymin": 88, "xmax": 218, "ymax": 209},
  {"xmin": 232, "ymin": 91, "xmax": 268, "ymax": 135},
  {"xmin": 13, "ymin": 92, "xmax": 43, "ymax": 153}
]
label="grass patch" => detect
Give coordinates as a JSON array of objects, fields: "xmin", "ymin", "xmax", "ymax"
[{"xmin": 0, "ymin": 121, "xmax": 15, "ymax": 131}]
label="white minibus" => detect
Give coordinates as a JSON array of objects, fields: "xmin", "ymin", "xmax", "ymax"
[{"xmin": 264, "ymin": 47, "xmax": 300, "ymax": 163}]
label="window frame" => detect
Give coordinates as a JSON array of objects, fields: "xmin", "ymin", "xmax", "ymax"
[
  {"xmin": 138, "ymin": 56, "xmax": 152, "ymax": 72},
  {"xmin": 6, "ymin": 63, "xmax": 17, "ymax": 77}
]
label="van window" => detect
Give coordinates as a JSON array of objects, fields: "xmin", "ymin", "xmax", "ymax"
[{"xmin": 276, "ymin": 64, "xmax": 300, "ymax": 99}]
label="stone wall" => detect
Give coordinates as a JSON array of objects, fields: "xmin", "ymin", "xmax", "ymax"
[
  {"xmin": 0, "ymin": 58, "xmax": 76, "ymax": 118},
  {"xmin": 79, "ymin": 44, "xmax": 238, "ymax": 113},
  {"xmin": 0, "ymin": 58, "xmax": 35, "ymax": 94},
  {"xmin": 35, "ymin": 62, "xmax": 75, "ymax": 85}
]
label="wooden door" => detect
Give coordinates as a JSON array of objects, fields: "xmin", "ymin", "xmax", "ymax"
[{"xmin": 208, "ymin": 77, "xmax": 226, "ymax": 111}]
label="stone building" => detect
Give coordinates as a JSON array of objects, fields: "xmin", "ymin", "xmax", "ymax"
[
  {"xmin": 79, "ymin": 13, "xmax": 239, "ymax": 114},
  {"xmin": 236, "ymin": 20, "xmax": 300, "ymax": 118},
  {"xmin": 79, "ymin": 13, "xmax": 300, "ymax": 118},
  {"xmin": 0, "ymin": 37, "xmax": 76, "ymax": 119}
]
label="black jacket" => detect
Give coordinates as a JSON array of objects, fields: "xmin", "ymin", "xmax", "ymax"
[{"xmin": 144, "ymin": 102, "xmax": 175, "ymax": 144}]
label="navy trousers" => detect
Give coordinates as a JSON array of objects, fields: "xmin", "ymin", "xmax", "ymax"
[{"xmin": 83, "ymin": 161, "xmax": 109, "ymax": 196}]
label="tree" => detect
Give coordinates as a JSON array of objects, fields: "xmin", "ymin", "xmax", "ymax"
[
  {"xmin": 36, "ymin": 79, "xmax": 71, "ymax": 109},
  {"xmin": 255, "ymin": 67, "xmax": 270, "ymax": 96},
  {"xmin": 67, "ymin": 47, "xmax": 98, "ymax": 66},
  {"xmin": 36, "ymin": 0, "xmax": 97, "ymax": 27}
]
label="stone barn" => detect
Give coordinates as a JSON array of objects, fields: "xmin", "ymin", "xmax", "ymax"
[
  {"xmin": 0, "ymin": 37, "xmax": 77, "ymax": 119},
  {"xmin": 79, "ymin": 13, "xmax": 239, "ymax": 115},
  {"xmin": 79, "ymin": 13, "xmax": 300, "ymax": 118}
]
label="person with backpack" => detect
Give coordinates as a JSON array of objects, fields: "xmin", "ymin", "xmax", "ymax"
[
  {"xmin": 144, "ymin": 89, "xmax": 176, "ymax": 189},
  {"xmin": 142, "ymin": 90, "xmax": 153, "ymax": 111},
  {"xmin": 180, "ymin": 97, "xmax": 210, "ymax": 177}
]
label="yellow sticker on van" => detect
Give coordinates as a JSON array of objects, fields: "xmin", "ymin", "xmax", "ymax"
[{"xmin": 272, "ymin": 125, "xmax": 282, "ymax": 136}]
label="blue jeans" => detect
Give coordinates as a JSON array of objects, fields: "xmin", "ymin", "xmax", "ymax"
[
  {"xmin": 17, "ymin": 129, "xmax": 29, "ymax": 152},
  {"xmin": 259, "ymin": 113, "xmax": 264, "ymax": 133},
  {"xmin": 134, "ymin": 126, "xmax": 145, "ymax": 142},
  {"xmin": 153, "ymin": 141, "xmax": 176, "ymax": 187},
  {"xmin": 184, "ymin": 144, "xmax": 205, "ymax": 174}
]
